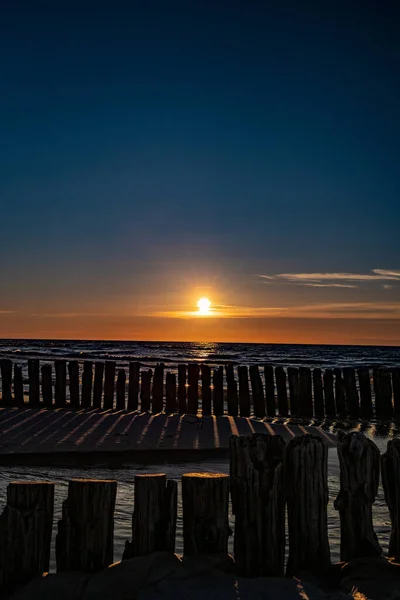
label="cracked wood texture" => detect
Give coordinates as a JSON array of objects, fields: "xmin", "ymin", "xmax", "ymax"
[
  {"xmin": 124, "ymin": 474, "xmax": 177, "ymax": 559},
  {"xmin": 0, "ymin": 481, "xmax": 54, "ymax": 590},
  {"xmin": 286, "ymin": 435, "xmax": 330, "ymax": 576},
  {"xmin": 334, "ymin": 431, "xmax": 381, "ymax": 561},
  {"xmin": 230, "ymin": 433, "xmax": 286, "ymax": 576},
  {"xmin": 56, "ymin": 479, "xmax": 117, "ymax": 572}
]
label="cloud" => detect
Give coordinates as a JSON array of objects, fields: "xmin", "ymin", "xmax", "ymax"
[
  {"xmin": 383, "ymin": 285, "xmax": 393, "ymax": 290},
  {"xmin": 259, "ymin": 268, "xmax": 400, "ymax": 286},
  {"xmin": 0, "ymin": 310, "xmax": 17, "ymax": 314}
]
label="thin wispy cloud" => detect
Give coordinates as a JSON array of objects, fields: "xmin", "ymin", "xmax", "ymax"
[{"xmin": 259, "ymin": 269, "xmax": 400, "ymax": 287}]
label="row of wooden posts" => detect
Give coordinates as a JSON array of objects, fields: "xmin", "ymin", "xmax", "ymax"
[
  {"xmin": 1, "ymin": 431, "xmax": 399, "ymax": 590},
  {"xmin": 1, "ymin": 358, "xmax": 400, "ymax": 419}
]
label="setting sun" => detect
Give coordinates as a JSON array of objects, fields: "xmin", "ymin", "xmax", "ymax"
[{"xmin": 197, "ymin": 297, "xmax": 211, "ymax": 315}]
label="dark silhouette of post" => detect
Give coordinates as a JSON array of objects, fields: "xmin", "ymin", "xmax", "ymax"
[
  {"xmin": 13, "ymin": 364, "xmax": 24, "ymax": 407},
  {"xmin": 55, "ymin": 360, "xmax": 67, "ymax": 408},
  {"xmin": 103, "ymin": 361, "xmax": 116, "ymax": 410},
  {"xmin": 201, "ymin": 364, "xmax": 211, "ymax": 415},
  {"xmin": 212, "ymin": 366, "xmax": 224, "ymax": 416},
  {"xmin": 128, "ymin": 362, "xmax": 140, "ymax": 411},
  {"xmin": 238, "ymin": 365, "xmax": 250, "ymax": 417},
  {"xmin": 249, "ymin": 365, "xmax": 265, "ymax": 418},
  {"xmin": 93, "ymin": 362, "xmax": 104, "ymax": 409},
  {"xmin": 81, "ymin": 361, "xmax": 93, "ymax": 409},
  {"xmin": 28, "ymin": 359, "xmax": 40, "ymax": 407},
  {"xmin": 358, "ymin": 367, "xmax": 373, "ymax": 420},
  {"xmin": 225, "ymin": 364, "xmax": 238, "ymax": 416},
  {"xmin": 116, "ymin": 369, "xmax": 126, "ymax": 410},
  {"xmin": 187, "ymin": 363, "xmax": 199, "ymax": 415},
  {"xmin": 165, "ymin": 372, "xmax": 177, "ymax": 413},
  {"xmin": 41, "ymin": 364, "xmax": 53, "ymax": 408},
  {"xmin": 323, "ymin": 369, "xmax": 336, "ymax": 417},
  {"xmin": 178, "ymin": 364, "xmax": 187, "ymax": 414},
  {"xmin": 275, "ymin": 366, "xmax": 288, "ymax": 416}
]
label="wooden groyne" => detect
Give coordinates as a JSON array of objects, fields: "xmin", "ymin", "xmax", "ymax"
[
  {"xmin": 1, "ymin": 358, "xmax": 399, "ymax": 420},
  {"xmin": 0, "ymin": 431, "xmax": 399, "ymax": 592}
]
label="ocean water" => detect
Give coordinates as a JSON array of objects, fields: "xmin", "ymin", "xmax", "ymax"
[{"xmin": 0, "ymin": 339, "xmax": 398, "ymax": 570}]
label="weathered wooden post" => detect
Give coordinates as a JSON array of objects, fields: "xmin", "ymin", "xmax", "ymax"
[
  {"xmin": 286, "ymin": 435, "xmax": 330, "ymax": 576},
  {"xmin": 373, "ymin": 368, "xmax": 393, "ymax": 419},
  {"xmin": 230, "ymin": 433, "xmax": 286, "ymax": 576},
  {"xmin": 287, "ymin": 367, "xmax": 299, "ymax": 416},
  {"xmin": 249, "ymin": 365, "xmax": 265, "ymax": 418},
  {"xmin": 313, "ymin": 368, "xmax": 324, "ymax": 417},
  {"xmin": 116, "ymin": 369, "xmax": 126, "ymax": 410},
  {"xmin": 238, "ymin": 365, "xmax": 250, "ymax": 417},
  {"xmin": 334, "ymin": 368, "xmax": 346, "ymax": 416},
  {"xmin": 275, "ymin": 366, "xmax": 288, "ymax": 417},
  {"xmin": 13, "ymin": 363, "xmax": 24, "ymax": 406},
  {"xmin": 0, "ymin": 359, "xmax": 12, "ymax": 405},
  {"xmin": 56, "ymin": 479, "xmax": 117, "ymax": 572},
  {"xmin": 54, "ymin": 360, "xmax": 67, "ymax": 408},
  {"xmin": 182, "ymin": 473, "xmax": 230, "ymax": 555},
  {"xmin": 298, "ymin": 367, "xmax": 313, "ymax": 417},
  {"xmin": 81, "ymin": 361, "xmax": 93, "ymax": 408},
  {"xmin": 152, "ymin": 363, "xmax": 164, "ymax": 413},
  {"xmin": 68, "ymin": 360, "xmax": 80, "ymax": 409},
  {"xmin": 103, "ymin": 361, "xmax": 116, "ymax": 410},
  {"xmin": 93, "ymin": 361, "xmax": 104, "ymax": 409},
  {"xmin": 41, "ymin": 363, "xmax": 53, "ymax": 408},
  {"xmin": 212, "ymin": 366, "xmax": 224, "ymax": 416},
  {"xmin": 28, "ymin": 358, "xmax": 40, "ymax": 407},
  {"xmin": 264, "ymin": 365, "xmax": 276, "ymax": 417},
  {"xmin": 187, "ymin": 363, "xmax": 199, "ymax": 415},
  {"xmin": 343, "ymin": 367, "xmax": 359, "ymax": 418},
  {"xmin": 225, "ymin": 364, "xmax": 238, "ymax": 416},
  {"xmin": 178, "ymin": 364, "xmax": 187, "ymax": 413},
  {"xmin": 0, "ymin": 481, "xmax": 54, "ymax": 589},
  {"xmin": 124, "ymin": 474, "xmax": 177, "ymax": 559},
  {"xmin": 382, "ymin": 438, "xmax": 400, "ymax": 557},
  {"xmin": 128, "ymin": 362, "xmax": 140, "ymax": 411},
  {"xmin": 165, "ymin": 372, "xmax": 177, "ymax": 413},
  {"xmin": 392, "ymin": 367, "xmax": 400, "ymax": 419},
  {"xmin": 201, "ymin": 364, "xmax": 212, "ymax": 416},
  {"xmin": 334, "ymin": 431, "xmax": 381, "ymax": 561},
  {"xmin": 357, "ymin": 367, "xmax": 373, "ymax": 420},
  {"xmin": 323, "ymin": 369, "xmax": 336, "ymax": 417},
  {"xmin": 140, "ymin": 369, "xmax": 152, "ymax": 412}
]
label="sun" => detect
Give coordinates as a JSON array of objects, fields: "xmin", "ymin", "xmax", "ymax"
[{"xmin": 197, "ymin": 297, "xmax": 211, "ymax": 315}]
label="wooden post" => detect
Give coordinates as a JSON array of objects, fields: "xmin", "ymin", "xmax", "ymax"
[
  {"xmin": 249, "ymin": 365, "xmax": 265, "ymax": 418},
  {"xmin": 56, "ymin": 479, "xmax": 117, "ymax": 572},
  {"xmin": 81, "ymin": 361, "xmax": 93, "ymax": 408},
  {"xmin": 28, "ymin": 359, "xmax": 40, "ymax": 407},
  {"xmin": 13, "ymin": 364, "xmax": 24, "ymax": 407},
  {"xmin": 323, "ymin": 369, "xmax": 336, "ymax": 417},
  {"xmin": 298, "ymin": 367, "xmax": 313, "ymax": 417},
  {"xmin": 334, "ymin": 368, "xmax": 346, "ymax": 416},
  {"xmin": 201, "ymin": 364, "xmax": 212, "ymax": 416},
  {"xmin": 182, "ymin": 473, "xmax": 230, "ymax": 555},
  {"xmin": 128, "ymin": 362, "xmax": 140, "ymax": 411},
  {"xmin": 382, "ymin": 438, "xmax": 400, "ymax": 557},
  {"xmin": 275, "ymin": 366, "xmax": 288, "ymax": 417},
  {"xmin": 238, "ymin": 365, "xmax": 250, "ymax": 417},
  {"xmin": 152, "ymin": 363, "xmax": 164, "ymax": 413},
  {"xmin": 393, "ymin": 367, "xmax": 400, "ymax": 419},
  {"xmin": 103, "ymin": 361, "xmax": 116, "ymax": 410},
  {"xmin": 263, "ymin": 365, "xmax": 275, "ymax": 417},
  {"xmin": 358, "ymin": 367, "xmax": 373, "ymax": 420},
  {"xmin": 230, "ymin": 433, "xmax": 286, "ymax": 576},
  {"xmin": 212, "ymin": 366, "xmax": 224, "ymax": 416},
  {"xmin": 0, "ymin": 482, "xmax": 54, "ymax": 589},
  {"xmin": 225, "ymin": 364, "xmax": 238, "ymax": 416},
  {"xmin": 187, "ymin": 363, "xmax": 199, "ymax": 415},
  {"xmin": 68, "ymin": 360, "xmax": 80, "ymax": 409},
  {"xmin": 0, "ymin": 359, "xmax": 12, "ymax": 405},
  {"xmin": 286, "ymin": 435, "xmax": 330, "ymax": 576},
  {"xmin": 140, "ymin": 369, "xmax": 152, "ymax": 412},
  {"xmin": 374, "ymin": 368, "xmax": 393, "ymax": 419},
  {"xmin": 334, "ymin": 431, "xmax": 381, "ymax": 561},
  {"xmin": 165, "ymin": 372, "xmax": 177, "ymax": 413},
  {"xmin": 313, "ymin": 368, "xmax": 324, "ymax": 417},
  {"xmin": 41, "ymin": 363, "xmax": 53, "ymax": 408},
  {"xmin": 178, "ymin": 364, "xmax": 187, "ymax": 414},
  {"xmin": 343, "ymin": 367, "xmax": 359, "ymax": 418},
  {"xmin": 54, "ymin": 360, "xmax": 67, "ymax": 408},
  {"xmin": 116, "ymin": 369, "xmax": 126, "ymax": 410},
  {"xmin": 93, "ymin": 361, "xmax": 104, "ymax": 409},
  {"xmin": 287, "ymin": 367, "xmax": 299, "ymax": 416},
  {"xmin": 123, "ymin": 474, "xmax": 177, "ymax": 559}
]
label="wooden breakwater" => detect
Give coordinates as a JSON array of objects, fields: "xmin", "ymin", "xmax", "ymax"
[
  {"xmin": 1, "ymin": 431, "xmax": 400, "ymax": 591},
  {"xmin": 0, "ymin": 358, "xmax": 400, "ymax": 420}
]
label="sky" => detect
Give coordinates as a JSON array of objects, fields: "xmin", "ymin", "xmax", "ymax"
[{"xmin": 1, "ymin": 0, "xmax": 400, "ymax": 344}]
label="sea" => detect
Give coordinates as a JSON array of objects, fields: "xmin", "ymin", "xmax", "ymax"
[{"xmin": 0, "ymin": 339, "xmax": 399, "ymax": 570}]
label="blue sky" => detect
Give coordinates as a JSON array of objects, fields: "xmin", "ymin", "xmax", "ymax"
[{"xmin": 1, "ymin": 0, "xmax": 399, "ymax": 342}]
